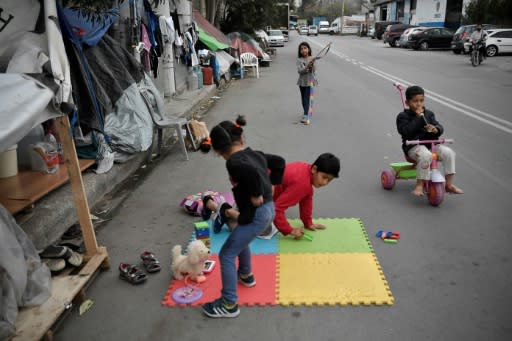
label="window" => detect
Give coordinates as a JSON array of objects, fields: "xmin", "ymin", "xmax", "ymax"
[{"xmin": 493, "ymin": 30, "xmax": 512, "ymax": 38}]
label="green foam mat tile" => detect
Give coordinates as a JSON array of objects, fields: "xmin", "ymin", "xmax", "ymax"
[{"xmin": 279, "ymin": 218, "xmax": 372, "ymax": 254}]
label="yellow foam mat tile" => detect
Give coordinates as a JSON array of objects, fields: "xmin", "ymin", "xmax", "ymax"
[{"xmin": 277, "ymin": 253, "xmax": 394, "ymax": 306}]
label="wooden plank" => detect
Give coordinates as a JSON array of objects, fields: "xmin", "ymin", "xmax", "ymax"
[
  {"xmin": 12, "ymin": 248, "xmax": 108, "ymax": 341},
  {"xmin": 0, "ymin": 159, "xmax": 95, "ymax": 215},
  {"xmin": 54, "ymin": 116, "xmax": 98, "ymax": 257}
]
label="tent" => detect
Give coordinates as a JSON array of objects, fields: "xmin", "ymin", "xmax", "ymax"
[
  {"xmin": 227, "ymin": 31, "xmax": 270, "ymax": 60},
  {"xmin": 196, "ymin": 26, "xmax": 229, "ymax": 51},
  {"xmin": 0, "ymin": 0, "xmax": 70, "ymax": 153},
  {"xmin": 193, "ymin": 10, "xmax": 230, "ymax": 51}
]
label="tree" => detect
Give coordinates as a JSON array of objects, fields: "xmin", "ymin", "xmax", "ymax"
[
  {"xmin": 464, "ymin": 0, "xmax": 512, "ymax": 25},
  {"xmin": 219, "ymin": 0, "xmax": 279, "ymax": 33}
]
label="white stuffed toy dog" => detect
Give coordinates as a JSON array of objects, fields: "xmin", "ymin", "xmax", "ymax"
[{"xmin": 171, "ymin": 240, "xmax": 210, "ymax": 281}]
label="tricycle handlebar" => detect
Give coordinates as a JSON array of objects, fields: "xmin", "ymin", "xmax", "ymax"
[{"xmin": 406, "ymin": 138, "xmax": 454, "ymax": 146}]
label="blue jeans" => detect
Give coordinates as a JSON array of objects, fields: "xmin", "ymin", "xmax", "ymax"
[
  {"xmin": 299, "ymin": 86, "xmax": 310, "ymax": 117},
  {"xmin": 219, "ymin": 201, "xmax": 275, "ymax": 303}
]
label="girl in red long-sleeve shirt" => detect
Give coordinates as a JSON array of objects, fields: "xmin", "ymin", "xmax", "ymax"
[{"xmin": 273, "ymin": 153, "xmax": 340, "ymax": 239}]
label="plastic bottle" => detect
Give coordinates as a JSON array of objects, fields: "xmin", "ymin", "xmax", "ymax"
[{"xmin": 186, "ymin": 68, "xmax": 198, "ymax": 91}]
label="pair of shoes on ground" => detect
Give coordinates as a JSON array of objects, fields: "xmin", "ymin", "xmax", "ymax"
[
  {"xmin": 40, "ymin": 244, "xmax": 84, "ymax": 272},
  {"xmin": 119, "ymin": 251, "xmax": 161, "ymax": 285},
  {"xmin": 202, "ymin": 273, "xmax": 256, "ymax": 318}
]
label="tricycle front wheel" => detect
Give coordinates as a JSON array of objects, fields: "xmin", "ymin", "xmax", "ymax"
[
  {"xmin": 427, "ymin": 182, "xmax": 445, "ymax": 206},
  {"xmin": 381, "ymin": 169, "xmax": 396, "ymax": 190}
]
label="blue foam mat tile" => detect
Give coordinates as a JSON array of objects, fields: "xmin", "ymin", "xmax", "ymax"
[{"xmin": 191, "ymin": 221, "xmax": 279, "ymax": 255}]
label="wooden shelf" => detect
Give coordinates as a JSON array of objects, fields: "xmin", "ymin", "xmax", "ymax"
[
  {"xmin": 12, "ymin": 247, "xmax": 109, "ymax": 341},
  {"xmin": 0, "ymin": 159, "xmax": 95, "ymax": 215},
  {"xmin": 6, "ymin": 116, "xmax": 108, "ymax": 340}
]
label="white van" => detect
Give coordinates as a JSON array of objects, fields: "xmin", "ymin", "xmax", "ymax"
[
  {"xmin": 318, "ymin": 21, "xmax": 330, "ymax": 34},
  {"xmin": 329, "ymin": 18, "xmax": 341, "ymax": 34}
]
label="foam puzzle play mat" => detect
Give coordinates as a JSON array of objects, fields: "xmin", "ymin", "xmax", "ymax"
[{"xmin": 162, "ymin": 218, "xmax": 394, "ymax": 307}]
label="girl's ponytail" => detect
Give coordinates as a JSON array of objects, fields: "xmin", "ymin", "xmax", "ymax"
[{"xmin": 209, "ymin": 115, "xmax": 247, "ymax": 153}]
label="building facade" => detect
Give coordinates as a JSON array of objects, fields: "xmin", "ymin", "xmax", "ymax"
[{"xmin": 372, "ymin": 0, "xmax": 467, "ymax": 29}]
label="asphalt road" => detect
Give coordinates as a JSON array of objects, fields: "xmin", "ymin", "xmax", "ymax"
[{"xmin": 57, "ymin": 31, "xmax": 512, "ymax": 341}]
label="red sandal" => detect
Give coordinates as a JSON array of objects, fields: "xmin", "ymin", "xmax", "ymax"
[
  {"xmin": 119, "ymin": 263, "xmax": 147, "ymax": 284},
  {"xmin": 140, "ymin": 251, "xmax": 161, "ymax": 273}
]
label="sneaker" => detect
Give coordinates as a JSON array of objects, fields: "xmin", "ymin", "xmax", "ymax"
[
  {"xmin": 238, "ymin": 272, "xmax": 256, "ymax": 287},
  {"xmin": 213, "ymin": 202, "xmax": 232, "ymax": 233},
  {"xmin": 300, "ymin": 117, "xmax": 310, "ymax": 125},
  {"xmin": 257, "ymin": 223, "xmax": 278, "ymax": 240},
  {"xmin": 201, "ymin": 195, "xmax": 214, "ymax": 221},
  {"xmin": 213, "ymin": 213, "xmax": 225, "ymax": 234},
  {"xmin": 202, "ymin": 298, "xmax": 240, "ymax": 318}
]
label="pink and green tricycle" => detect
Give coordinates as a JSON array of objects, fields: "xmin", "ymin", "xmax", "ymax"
[
  {"xmin": 381, "ymin": 82, "xmax": 453, "ymax": 206},
  {"xmin": 380, "ymin": 138, "xmax": 454, "ymax": 206}
]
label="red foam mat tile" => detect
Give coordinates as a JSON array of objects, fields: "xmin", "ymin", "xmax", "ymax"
[{"xmin": 162, "ymin": 254, "xmax": 277, "ymax": 307}]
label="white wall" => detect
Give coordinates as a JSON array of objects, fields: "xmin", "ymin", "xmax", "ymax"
[{"xmin": 412, "ymin": 0, "xmax": 447, "ymax": 26}]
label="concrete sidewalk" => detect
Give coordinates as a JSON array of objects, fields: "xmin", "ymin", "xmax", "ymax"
[{"xmin": 21, "ymin": 84, "xmax": 219, "ymax": 251}]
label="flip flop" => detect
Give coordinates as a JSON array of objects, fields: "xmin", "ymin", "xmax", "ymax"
[
  {"xmin": 43, "ymin": 258, "xmax": 66, "ymax": 272},
  {"xmin": 65, "ymin": 250, "xmax": 83, "ymax": 267},
  {"xmin": 119, "ymin": 263, "xmax": 147, "ymax": 284},
  {"xmin": 40, "ymin": 245, "xmax": 68, "ymax": 259},
  {"xmin": 140, "ymin": 251, "xmax": 161, "ymax": 273}
]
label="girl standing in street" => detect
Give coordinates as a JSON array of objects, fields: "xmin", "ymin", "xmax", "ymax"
[
  {"xmin": 201, "ymin": 115, "xmax": 285, "ymax": 318},
  {"xmin": 297, "ymin": 42, "xmax": 317, "ymax": 125}
]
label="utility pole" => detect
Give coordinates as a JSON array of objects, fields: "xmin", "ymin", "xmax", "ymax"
[{"xmin": 340, "ymin": 0, "xmax": 345, "ymax": 34}]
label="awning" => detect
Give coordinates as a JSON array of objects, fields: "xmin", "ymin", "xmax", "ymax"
[{"xmin": 197, "ymin": 26, "xmax": 229, "ymax": 51}]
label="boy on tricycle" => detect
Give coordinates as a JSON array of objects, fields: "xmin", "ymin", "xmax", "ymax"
[{"xmin": 396, "ymin": 85, "xmax": 464, "ymax": 197}]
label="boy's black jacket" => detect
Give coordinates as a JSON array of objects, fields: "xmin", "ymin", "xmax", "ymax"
[{"xmin": 396, "ymin": 108, "xmax": 444, "ymax": 153}]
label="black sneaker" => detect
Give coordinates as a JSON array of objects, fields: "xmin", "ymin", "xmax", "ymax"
[
  {"xmin": 238, "ymin": 272, "xmax": 256, "ymax": 287},
  {"xmin": 213, "ymin": 203, "xmax": 232, "ymax": 233},
  {"xmin": 201, "ymin": 195, "xmax": 214, "ymax": 221},
  {"xmin": 202, "ymin": 298, "xmax": 240, "ymax": 318}
]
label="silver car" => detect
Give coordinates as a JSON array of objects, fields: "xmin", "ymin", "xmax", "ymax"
[
  {"xmin": 268, "ymin": 30, "xmax": 285, "ymax": 47},
  {"xmin": 308, "ymin": 25, "xmax": 318, "ymax": 36}
]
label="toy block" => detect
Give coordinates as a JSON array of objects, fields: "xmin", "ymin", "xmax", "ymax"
[{"xmin": 194, "ymin": 221, "xmax": 209, "ymax": 229}]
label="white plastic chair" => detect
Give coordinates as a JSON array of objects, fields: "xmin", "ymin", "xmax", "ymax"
[
  {"xmin": 140, "ymin": 88, "xmax": 189, "ymax": 161},
  {"xmin": 240, "ymin": 52, "xmax": 259, "ymax": 79}
]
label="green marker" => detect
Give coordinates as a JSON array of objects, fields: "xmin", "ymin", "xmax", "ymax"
[
  {"xmin": 383, "ymin": 238, "xmax": 397, "ymax": 244},
  {"xmin": 302, "ymin": 232, "xmax": 313, "ymax": 241}
]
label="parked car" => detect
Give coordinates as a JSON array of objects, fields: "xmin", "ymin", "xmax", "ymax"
[
  {"xmin": 398, "ymin": 27, "xmax": 427, "ymax": 48},
  {"xmin": 282, "ymin": 30, "xmax": 289, "ymax": 42},
  {"xmin": 485, "ymin": 28, "xmax": 512, "ymax": 57},
  {"xmin": 368, "ymin": 26, "xmax": 375, "ymax": 38},
  {"xmin": 373, "ymin": 21, "xmax": 401, "ymax": 40},
  {"xmin": 451, "ymin": 24, "xmax": 497, "ymax": 54},
  {"xmin": 308, "ymin": 25, "xmax": 318, "ymax": 36},
  {"xmin": 383, "ymin": 24, "xmax": 417, "ymax": 47},
  {"xmin": 255, "ymin": 30, "xmax": 270, "ymax": 45},
  {"xmin": 299, "ymin": 25, "xmax": 308, "ymax": 35},
  {"xmin": 267, "ymin": 29, "xmax": 285, "ymax": 47},
  {"xmin": 407, "ymin": 27, "xmax": 454, "ymax": 50}
]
